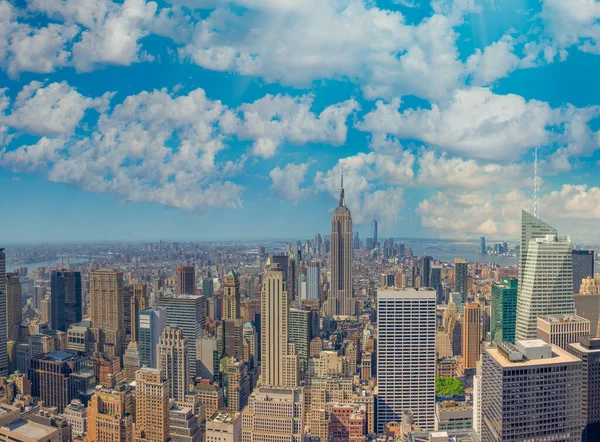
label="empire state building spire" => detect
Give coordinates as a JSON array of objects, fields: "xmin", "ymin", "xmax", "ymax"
[{"xmin": 339, "ymin": 170, "xmax": 345, "ymax": 207}]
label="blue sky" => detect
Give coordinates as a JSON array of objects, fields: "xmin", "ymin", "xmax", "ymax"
[{"xmin": 1, "ymin": 0, "xmax": 600, "ymax": 243}]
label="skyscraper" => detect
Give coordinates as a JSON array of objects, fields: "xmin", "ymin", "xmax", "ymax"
[
  {"xmin": 516, "ymin": 212, "xmax": 574, "ymax": 341},
  {"xmin": 482, "ymin": 340, "xmax": 583, "ymax": 441},
  {"xmin": 0, "ymin": 248, "xmax": 7, "ymax": 376},
  {"xmin": 371, "ymin": 219, "xmax": 378, "ymax": 248},
  {"xmin": 130, "ymin": 282, "xmax": 149, "ymax": 343},
  {"xmin": 177, "ymin": 266, "xmax": 196, "ymax": 295},
  {"xmin": 353, "ymin": 232, "xmax": 360, "ymax": 250},
  {"xmin": 202, "ymin": 278, "xmax": 214, "ymax": 298},
  {"xmin": 135, "ymin": 368, "xmax": 170, "ymax": 442},
  {"xmin": 6, "ymin": 273, "xmax": 22, "ymax": 342},
  {"xmin": 158, "ymin": 295, "xmax": 206, "ymax": 377},
  {"xmin": 223, "ymin": 270, "xmax": 240, "ymax": 320},
  {"xmin": 139, "ymin": 307, "xmax": 166, "ymax": 369},
  {"xmin": 453, "ymin": 258, "xmax": 467, "ymax": 304},
  {"xmin": 572, "ymin": 250, "xmax": 594, "ymax": 294},
  {"xmin": 289, "ymin": 308, "xmax": 312, "ymax": 376},
  {"xmin": 430, "ymin": 266, "xmax": 442, "ymax": 304},
  {"xmin": 490, "ymin": 278, "xmax": 518, "ymax": 344},
  {"xmin": 328, "ymin": 175, "xmax": 353, "ymax": 317},
  {"xmin": 158, "ymin": 326, "xmax": 189, "ymax": 402},
  {"xmin": 90, "ymin": 268, "xmax": 126, "ymax": 357},
  {"xmin": 462, "ymin": 303, "xmax": 481, "ymax": 370},
  {"xmin": 377, "ymin": 288, "xmax": 436, "ymax": 431},
  {"xmin": 480, "ymin": 237, "xmax": 486, "ymax": 255},
  {"xmin": 421, "ymin": 256, "xmax": 431, "ymax": 288},
  {"xmin": 307, "ymin": 260, "xmax": 321, "ymax": 301},
  {"xmin": 519, "ymin": 210, "xmax": 557, "ymax": 283},
  {"xmin": 87, "ymin": 385, "xmax": 134, "ymax": 442},
  {"xmin": 536, "ymin": 314, "xmax": 590, "ymax": 350},
  {"xmin": 50, "ymin": 271, "xmax": 82, "ymax": 332},
  {"xmin": 260, "ymin": 260, "xmax": 298, "ymax": 387}
]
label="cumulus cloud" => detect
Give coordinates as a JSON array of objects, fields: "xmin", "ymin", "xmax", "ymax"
[
  {"xmin": 540, "ymin": 0, "xmax": 600, "ymax": 55},
  {"xmin": 269, "ymin": 163, "xmax": 311, "ymax": 202},
  {"xmin": 466, "ymin": 34, "xmax": 521, "ymax": 86}
]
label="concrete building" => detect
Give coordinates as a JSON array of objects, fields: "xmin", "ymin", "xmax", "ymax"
[
  {"xmin": 222, "ymin": 319, "xmax": 243, "ymax": 362},
  {"xmin": 0, "ymin": 248, "xmax": 7, "ymax": 376},
  {"xmin": 462, "ymin": 303, "xmax": 481, "ymax": 370},
  {"xmin": 453, "ymin": 259, "xmax": 468, "ymax": 304},
  {"xmin": 123, "ymin": 341, "xmax": 141, "ymax": 383},
  {"xmin": 177, "ymin": 266, "xmax": 196, "ymax": 295},
  {"xmin": 138, "ymin": 307, "xmax": 166, "ymax": 369},
  {"xmin": 327, "ymin": 175, "xmax": 354, "ymax": 317},
  {"xmin": 377, "ymin": 288, "xmax": 436, "ymax": 431},
  {"xmin": 86, "ymin": 385, "xmax": 134, "ymax": 442},
  {"xmin": 158, "ymin": 295, "xmax": 206, "ymax": 377},
  {"xmin": 158, "ymin": 326, "xmax": 189, "ymax": 402},
  {"xmin": 66, "ymin": 321, "xmax": 92, "ymax": 354},
  {"xmin": 434, "ymin": 401, "xmax": 473, "ymax": 431},
  {"xmin": 536, "ymin": 314, "xmax": 590, "ymax": 350},
  {"xmin": 241, "ymin": 386, "xmax": 305, "ymax": 442},
  {"xmin": 307, "ymin": 260, "xmax": 321, "ymax": 301},
  {"xmin": 6, "ymin": 273, "xmax": 22, "ymax": 341},
  {"xmin": 482, "ymin": 339, "xmax": 583, "ymax": 441},
  {"xmin": 197, "ymin": 336, "xmax": 219, "ymax": 381},
  {"xmin": 223, "ymin": 270, "xmax": 241, "ymax": 320},
  {"xmin": 327, "ymin": 404, "xmax": 367, "ymax": 442},
  {"xmin": 568, "ymin": 336, "xmax": 600, "ymax": 442},
  {"xmin": 206, "ymin": 411, "xmax": 241, "ymax": 442},
  {"xmin": 89, "ymin": 269, "xmax": 126, "ymax": 358},
  {"xmin": 0, "ymin": 404, "xmax": 59, "ymax": 442},
  {"xmin": 490, "ymin": 278, "xmax": 518, "ymax": 344},
  {"xmin": 130, "ymin": 282, "xmax": 149, "ymax": 342},
  {"xmin": 169, "ymin": 403, "xmax": 202, "ymax": 442},
  {"xmin": 63, "ymin": 399, "xmax": 86, "ymax": 438},
  {"xmin": 134, "ymin": 368, "xmax": 170, "ymax": 442},
  {"xmin": 194, "ymin": 382, "xmax": 224, "ymax": 420},
  {"xmin": 225, "ymin": 358, "xmax": 250, "ymax": 412},
  {"xmin": 575, "ymin": 292, "xmax": 600, "ymax": 336}
]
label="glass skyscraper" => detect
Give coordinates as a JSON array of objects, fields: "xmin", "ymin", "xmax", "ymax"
[
  {"xmin": 490, "ymin": 278, "xmax": 518, "ymax": 344},
  {"xmin": 51, "ymin": 271, "xmax": 82, "ymax": 332},
  {"xmin": 572, "ymin": 250, "xmax": 594, "ymax": 294}
]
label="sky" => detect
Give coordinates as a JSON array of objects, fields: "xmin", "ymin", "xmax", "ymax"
[{"xmin": 1, "ymin": 0, "xmax": 600, "ymax": 244}]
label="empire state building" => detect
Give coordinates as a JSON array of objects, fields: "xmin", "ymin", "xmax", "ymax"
[{"xmin": 327, "ymin": 174, "xmax": 354, "ymax": 317}]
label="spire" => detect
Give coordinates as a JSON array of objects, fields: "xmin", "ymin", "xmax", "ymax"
[
  {"xmin": 534, "ymin": 146, "xmax": 538, "ymax": 218},
  {"xmin": 339, "ymin": 168, "xmax": 345, "ymax": 207}
]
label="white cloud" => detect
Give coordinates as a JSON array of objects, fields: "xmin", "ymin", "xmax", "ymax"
[
  {"xmin": 358, "ymin": 88, "xmax": 555, "ymax": 161},
  {"xmin": 466, "ymin": 34, "xmax": 521, "ymax": 86},
  {"xmin": 0, "ymin": 137, "xmax": 66, "ymax": 172},
  {"xmin": 540, "ymin": 0, "xmax": 600, "ymax": 55},
  {"xmin": 269, "ymin": 163, "xmax": 310, "ymax": 202},
  {"xmin": 3, "ymin": 81, "xmax": 113, "ymax": 137}
]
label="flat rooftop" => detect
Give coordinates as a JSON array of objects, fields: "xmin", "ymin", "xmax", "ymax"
[
  {"xmin": 486, "ymin": 344, "xmax": 581, "ymax": 368},
  {"xmin": 3, "ymin": 420, "xmax": 56, "ymax": 438}
]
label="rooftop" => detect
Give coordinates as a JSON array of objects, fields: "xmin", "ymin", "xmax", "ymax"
[
  {"xmin": 538, "ymin": 314, "xmax": 589, "ymax": 324},
  {"xmin": 3, "ymin": 420, "xmax": 56, "ymax": 438},
  {"xmin": 487, "ymin": 342, "xmax": 581, "ymax": 368},
  {"xmin": 43, "ymin": 349, "xmax": 81, "ymax": 362},
  {"xmin": 209, "ymin": 411, "xmax": 239, "ymax": 423}
]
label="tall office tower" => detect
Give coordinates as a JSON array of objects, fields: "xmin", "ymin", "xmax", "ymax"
[
  {"xmin": 482, "ymin": 340, "xmax": 583, "ymax": 441},
  {"xmin": 138, "ymin": 307, "xmax": 166, "ymax": 369},
  {"xmin": 515, "ymin": 219, "xmax": 574, "ymax": 341},
  {"xmin": 202, "ymin": 278, "xmax": 214, "ymax": 298},
  {"xmin": 453, "ymin": 258, "xmax": 468, "ymax": 304},
  {"xmin": 30, "ymin": 350, "xmax": 91, "ymax": 413},
  {"xmin": 380, "ymin": 273, "xmax": 396, "ymax": 288},
  {"xmin": 354, "ymin": 232, "xmax": 360, "ymax": 250},
  {"xmin": 519, "ymin": 210, "xmax": 558, "ymax": 283},
  {"xmin": 430, "ymin": 266, "xmax": 442, "ymax": 304},
  {"xmin": 490, "ymin": 278, "xmax": 518, "ymax": 344},
  {"xmin": 223, "ymin": 270, "xmax": 241, "ymax": 320},
  {"xmin": 421, "ymin": 256, "xmax": 431, "ymax": 287},
  {"xmin": 307, "ymin": 260, "xmax": 321, "ymax": 301},
  {"xmin": 289, "ymin": 308, "xmax": 312, "ymax": 376},
  {"xmin": 226, "ymin": 357, "xmax": 250, "ymax": 412},
  {"xmin": 40, "ymin": 295, "xmax": 52, "ymax": 325},
  {"xmin": 0, "ymin": 248, "xmax": 7, "ymax": 376},
  {"xmin": 158, "ymin": 295, "xmax": 206, "ymax": 377},
  {"xmin": 123, "ymin": 341, "xmax": 141, "ymax": 383},
  {"xmin": 6, "ymin": 273, "xmax": 22, "ymax": 341},
  {"xmin": 462, "ymin": 303, "xmax": 481, "ymax": 370},
  {"xmin": 87, "ymin": 385, "xmax": 134, "ymax": 442},
  {"xmin": 158, "ymin": 326, "xmax": 189, "ymax": 402},
  {"xmin": 177, "ymin": 265, "xmax": 196, "ymax": 295},
  {"xmin": 298, "ymin": 272, "xmax": 307, "ymax": 302},
  {"xmin": 537, "ymin": 314, "xmax": 590, "ymax": 349},
  {"xmin": 50, "ymin": 271, "xmax": 82, "ymax": 332},
  {"xmin": 90, "ymin": 268, "xmax": 125, "ymax": 357},
  {"xmin": 371, "ymin": 219, "xmax": 378, "ymax": 248},
  {"xmin": 222, "ymin": 319, "xmax": 243, "ymax": 361},
  {"xmin": 572, "ymin": 250, "xmax": 595, "ymax": 294},
  {"xmin": 135, "ymin": 368, "xmax": 170, "ymax": 442},
  {"xmin": 242, "ymin": 386, "xmax": 305, "ymax": 442},
  {"xmin": 328, "ymin": 175, "xmax": 354, "ymax": 317},
  {"xmin": 480, "ymin": 237, "xmax": 486, "ymax": 255},
  {"xmin": 130, "ymin": 282, "xmax": 149, "ymax": 342},
  {"xmin": 568, "ymin": 336, "xmax": 600, "ymax": 441},
  {"xmin": 260, "ymin": 261, "xmax": 298, "ymax": 387},
  {"xmin": 377, "ymin": 288, "xmax": 436, "ymax": 431}
]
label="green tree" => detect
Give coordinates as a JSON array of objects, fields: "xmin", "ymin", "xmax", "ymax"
[{"xmin": 435, "ymin": 376, "xmax": 465, "ymax": 395}]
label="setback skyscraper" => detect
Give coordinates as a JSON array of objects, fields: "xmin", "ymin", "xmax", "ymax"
[
  {"xmin": 90, "ymin": 268, "xmax": 126, "ymax": 357},
  {"xmin": 223, "ymin": 270, "xmax": 240, "ymax": 320},
  {"xmin": 50, "ymin": 271, "xmax": 82, "ymax": 332},
  {"xmin": 515, "ymin": 212, "xmax": 574, "ymax": 341},
  {"xmin": 327, "ymin": 175, "xmax": 354, "ymax": 317},
  {"xmin": 158, "ymin": 326, "xmax": 189, "ymax": 402}
]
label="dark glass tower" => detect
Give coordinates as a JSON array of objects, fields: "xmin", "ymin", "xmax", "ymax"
[
  {"xmin": 51, "ymin": 271, "xmax": 82, "ymax": 331},
  {"xmin": 572, "ymin": 250, "xmax": 594, "ymax": 294}
]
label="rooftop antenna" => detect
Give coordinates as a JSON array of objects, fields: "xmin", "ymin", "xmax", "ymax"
[{"xmin": 534, "ymin": 146, "xmax": 538, "ymax": 218}]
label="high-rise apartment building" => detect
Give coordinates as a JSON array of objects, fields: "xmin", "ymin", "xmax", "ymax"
[
  {"xmin": 328, "ymin": 176, "xmax": 354, "ymax": 317},
  {"xmin": 462, "ymin": 303, "xmax": 481, "ymax": 370},
  {"xmin": 90, "ymin": 268, "xmax": 126, "ymax": 357},
  {"xmin": 516, "ymin": 213, "xmax": 574, "ymax": 341},
  {"xmin": 223, "ymin": 270, "xmax": 241, "ymax": 320},
  {"xmin": 158, "ymin": 326, "xmax": 189, "ymax": 402},
  {"xmin": 482, "ymin": 340, "xmax": 583, "ymax": 441},
  {"xmin": 568, "ymin": 336, "xmax": 600, "ymax": 442},
  {"xmin": 0, "ymin": 248, "xmax": 7, "ymax": 376},
  {"xmin": 50, "ymin": 271, "xmax": 82, "ymax": 332},
  {"xmin": 572, "ymin": 250, "xmax": 595, "ymax": 294},
  {"xmin": 87, "ymin": 385, "xmax": 134, "ymax": 442},
  {"xmin": 307, "ymin": 260, "xmax": 321, "ymax": 301},
  {"xmin": 377, "ymin": 288, "xmax": 436, "ymax": 431},
  {"xmin": 241, "ymin": 386, "xmax": 305, "ymax": 442},
  {"xmin": 6, "ymin": 273, "xmax": 22, "ymax": 341},
  {"xmin": 371, "ymin": 219, "xmax": 378, "ymax": 248},
  {"xmin": 453, "ymin": 258, "xmax": 468, "ymax": 304},
  {"xmin": 177, "ymin": 266, "xmax": 196, "ymax": 295},
  {"xmin": 537, "ymin": 314, "xmax": 590, "ymax": 350},
  {"xmin": 135, "ymin": 368, "xmax": 170, "ymax": 442},
  {"xmin": 130, "ymin": 282, "xmax": 149, "ymax": 342},
  {"xmin": 138, "ymin": 307, "xmax": 166, "ymax": 369},
  {"xmin": 490, "ymin": 278, "xmax": 518, "ymax": 344},
  {"xmin": 158, "ymin": 295, "xmax": 206, "ymax": 377}
]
